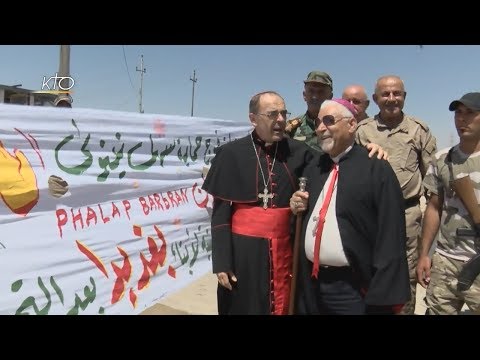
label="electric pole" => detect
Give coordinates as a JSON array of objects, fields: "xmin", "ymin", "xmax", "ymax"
[
  {"xmin": 58, "ymin": 45, "xmax": 70, "ymax": 83},
  {"xmin": 57, "ymin": 45, "xmax": 71, "ymax": 104},
  {"xmin": 136, "ymin": 55, "xmax": 146, "ymax": 113},
  {"xmin": 190, "ymin": 69, "xmax": 197, "ymax": 116}
]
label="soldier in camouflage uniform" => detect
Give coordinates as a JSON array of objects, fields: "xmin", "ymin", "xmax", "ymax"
[
  {"xmin": 417, "ymin": 92, "xmax": 480, "ymax": 315},
  {"xmin": 285, "ymin": 71, "xmax": 334, "ymax": 153},
  {"xmin": 355, "ymin": 75, "xmax": 437, "ymax": 314},
  {"xmin": 287, "ymin": 71, "xmax": 386, "ymax": 158}
]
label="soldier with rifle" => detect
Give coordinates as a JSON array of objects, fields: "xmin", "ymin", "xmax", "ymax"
[{"xmin": 416, "ymin": 92, "xmax": 480, "ymax": 315}]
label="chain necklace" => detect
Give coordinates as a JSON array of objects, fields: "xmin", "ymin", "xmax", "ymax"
[{"xmin": 250, "ymin": 132, "xmax": 278, "ymax": 209}]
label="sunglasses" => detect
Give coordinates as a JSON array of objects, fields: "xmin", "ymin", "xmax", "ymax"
[
  {"xmin": 315, "ymin": 115, "xmax": 351, "ymax": 128},
  {"xmin": 256, "ymin": 110, "xmax": 291, "ymax": 120}
]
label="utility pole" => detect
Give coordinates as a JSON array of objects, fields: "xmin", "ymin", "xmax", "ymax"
[
  {"xmin": 190, "ymin": 69, "xmax": 197, "ymax": 116},
  {"xmin": 58, "ymin": 45, "xmax": 70, "ymax": 87},
  {"xmin": 56, "ymin": 45, "xmax": 71, "ymax": 106},
  {"xmin": 48, "ymin": 45, "xmax": 73, "ymax": 107},
  {"xmin": 136, "ymin": 55, "xmax": 146, "ymax": 113}
]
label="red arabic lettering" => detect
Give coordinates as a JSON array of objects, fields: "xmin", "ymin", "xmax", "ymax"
[
  {"xmin": 192, "ymin": 182, "xmax": 209, "ymax": 208},
  {"xmin": 111, "ymin": 247, "xmax": 132, "ymax": 304},
  {"xmin": 76, "ymin": 240, "xmax": 109, "ymax": 278},
  {"xmin": 137, "ymin": 225, "xmax": 167, "ymax": 290},
  {"xmin": 129, "ymin": 288, "xmax": 137, "ymax": 308}
]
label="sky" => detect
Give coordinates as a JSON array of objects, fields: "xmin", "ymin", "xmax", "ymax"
[{"xmin": 1, "ymin": 45, "xmax": 479, "ymax": 149}]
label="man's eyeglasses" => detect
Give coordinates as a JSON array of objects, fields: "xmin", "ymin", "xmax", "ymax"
[
  {"xmin": 256, "ymin": 110, "xmax": 291, "ymax": 119},
  {"xmin": 315, "ymin": 115, "xmax": 352, "ymax": 128}
]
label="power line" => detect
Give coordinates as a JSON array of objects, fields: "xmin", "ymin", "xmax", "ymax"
[{"xmin": 122, "ymin": 45, "xmax": 135, "ymax": 91}]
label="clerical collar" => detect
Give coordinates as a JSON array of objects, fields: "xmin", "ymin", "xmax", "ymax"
[
  {"xmin": 330, "ymin": 143, "xmax": 354, "ymax": 164},
  {"xmin": 251, "ymin": 130, "xmax": 276, "ymax": 152}
]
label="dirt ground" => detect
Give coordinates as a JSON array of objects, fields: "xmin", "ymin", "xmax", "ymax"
[
  {"xmin": 140, "ymin": 273, "xmax": 430, "ymax": 315},
  {"xmin": 140, "ymin": 273, "xmax": 217, "ymax": 315}
]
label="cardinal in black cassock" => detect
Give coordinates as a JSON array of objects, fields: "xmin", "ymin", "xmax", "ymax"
[
  {"xmin": 203, "ymin": 131, "xmax": 311, "ymax": 314},
  {"xmin": 202, "ymin": 91, "xmax": 312, "ymax": 315}
]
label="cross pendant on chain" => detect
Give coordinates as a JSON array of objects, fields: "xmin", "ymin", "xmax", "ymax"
[{"xmin": 258, "ymin": 187, "xmax": 274, "ymax": 209}]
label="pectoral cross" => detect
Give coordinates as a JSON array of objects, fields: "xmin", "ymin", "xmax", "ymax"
[{"xmin": 258, "ymin": 187, "xmax": 274, "ymax": 209}]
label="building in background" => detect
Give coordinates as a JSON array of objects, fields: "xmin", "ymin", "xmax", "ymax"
[{"xmin": 0, "ymin": 84, "xmax": 57, "ymax": 106}]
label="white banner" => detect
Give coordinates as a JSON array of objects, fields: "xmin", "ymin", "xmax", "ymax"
[{"xmin": 0, "ymin": 104, "xmax": 250, "ymax": 315}]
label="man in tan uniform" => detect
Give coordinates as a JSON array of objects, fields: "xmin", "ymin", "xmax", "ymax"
[{"xmin": 356, "ymin": 75, "xmax": 437, "ymax": 314}]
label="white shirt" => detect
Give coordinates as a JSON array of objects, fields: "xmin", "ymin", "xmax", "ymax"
[{"xmin": 304, "ymin": 144, "xmax": 354, "ymax": 267}]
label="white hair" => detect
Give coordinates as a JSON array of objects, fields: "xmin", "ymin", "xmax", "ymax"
[{"xmin": 320, "ymin": 100, "xmax": 354, "ymax": 118}]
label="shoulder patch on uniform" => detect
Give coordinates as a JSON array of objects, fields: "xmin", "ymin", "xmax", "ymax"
[
  {"xmin": 287, "ymin": 117, "xmax": 302, "ymax": 125},
  {"xmin": 409, "ymin": 116, "xmax": 430, "ymax": 131},
  {"xmin": 286, "ymin": 117, "xmax": 303, "ymax": 134},
  {"xmin": 356, "ymin": 117, "xmax": 374, "ymax": 128}
]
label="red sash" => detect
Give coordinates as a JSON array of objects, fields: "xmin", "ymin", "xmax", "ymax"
[{"xmin": 232, "ymin": 204, "xmax": 292, "ymax": 315}]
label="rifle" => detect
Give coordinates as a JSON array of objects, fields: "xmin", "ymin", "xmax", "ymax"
[
  {"xmin": 448, "ymin": 148, "xmax": 480, "ymax": 291},
  {"xmin": 289, "ymin": 177, "xmax": 307, "ymax": 315},
  {"xmin": 455, "ymin": 226, "xmax": 480, "ymax": 291}
]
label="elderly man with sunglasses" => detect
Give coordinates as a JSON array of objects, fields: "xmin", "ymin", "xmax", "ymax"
[{"xmin": 290, "ymin": 99, "xmax": 410, "ymax": 315}]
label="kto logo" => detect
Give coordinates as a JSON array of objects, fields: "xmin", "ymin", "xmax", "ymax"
[{"xmin": 34, "ymin": 73, "xmax": 75, "ymax": 94}]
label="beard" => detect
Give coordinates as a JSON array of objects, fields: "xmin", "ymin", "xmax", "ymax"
[{"xmin": 318, "ymin": 137, "xmax": 334, "ymax": 154}]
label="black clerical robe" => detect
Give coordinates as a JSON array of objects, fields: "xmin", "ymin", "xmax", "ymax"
[
  {"xmin": 202, "ymin": 131, "xmax": 312, "ymax": 315},
  {"xmin": 295, "ymin": 143, "xmax": 410, "ymax": 314}
]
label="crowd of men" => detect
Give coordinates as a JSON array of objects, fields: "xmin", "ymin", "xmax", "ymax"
[{"xmin": 203, "ymin": 70, "xmax": 480, "ymax": 315}]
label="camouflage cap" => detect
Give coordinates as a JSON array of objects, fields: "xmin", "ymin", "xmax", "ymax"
[
  {"xmin": 304, "ymin": 71, "xmax": 333, "ymax": 88},
  {"xmin": 449, "ymin": 92, "xmax": 480, "ymax": 112}
]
